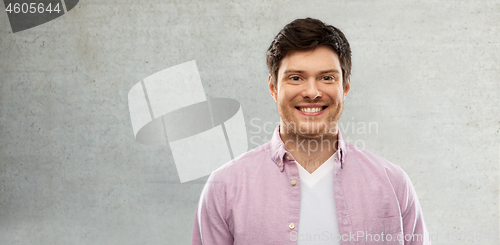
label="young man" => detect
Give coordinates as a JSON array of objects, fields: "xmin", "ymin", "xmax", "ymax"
[{"xmin": 192, "ymin": 18, "xmax": 430, "ymax": 245}]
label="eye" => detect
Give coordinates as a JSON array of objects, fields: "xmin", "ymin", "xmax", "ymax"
[
  {"xmin": 290, "ymin": 76, "xmax": 301, "ymax": 81},
  {"xmin": 322, "ymin": 76, "xmax": 335, "ymax": 82}
]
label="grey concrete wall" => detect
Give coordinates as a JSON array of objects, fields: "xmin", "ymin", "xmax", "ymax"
[{"xmin": 1, "ymin": 0, "xmax": 499, "ymax": 244}]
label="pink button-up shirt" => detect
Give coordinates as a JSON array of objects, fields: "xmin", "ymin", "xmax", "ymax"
[{"xmin": 192, "ymin": 125, "xmax": 430, "ymax": 244}]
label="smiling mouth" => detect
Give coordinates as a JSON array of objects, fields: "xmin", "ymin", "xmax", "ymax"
[{"xmin": 295, "ymin": 106, "xmax": 328, "ymax": 113}]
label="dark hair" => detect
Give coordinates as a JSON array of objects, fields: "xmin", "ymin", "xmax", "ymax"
[{"xmin": 266, "ymin": 18, "xmax": 352, "ymax": 89}]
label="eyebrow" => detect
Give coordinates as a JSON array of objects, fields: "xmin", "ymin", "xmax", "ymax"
[{"xmin": 283, "ymin": 69, "xmax": 341, "ymax": 76}]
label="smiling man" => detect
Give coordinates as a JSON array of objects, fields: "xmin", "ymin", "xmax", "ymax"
[
  {"xmin": 192, "ymin": 18, "xmax": 430, "ymax": 245},
  {"xmin": 271, "ymin": 44, "xmax": 347, "ymax": 175}
]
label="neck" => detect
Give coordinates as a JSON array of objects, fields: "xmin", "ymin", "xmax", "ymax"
[{"xmin": 279, "ymin": 123, "xmax": 339, "ymax": 173}]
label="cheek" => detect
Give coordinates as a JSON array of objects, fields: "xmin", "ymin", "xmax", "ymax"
[
  {"xmin": 277, "ymin": 91, "xmax": 291, "ymax": 104},
  {"xmin": 280, "ymin": 87, "xmax": 301, "ymax": 102},
  {"xmin": 328, "ymin": 90, "xmax": 344, "ymax": 102}
]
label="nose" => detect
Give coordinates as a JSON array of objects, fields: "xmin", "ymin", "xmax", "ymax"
[{"xmin": 301, "ymin": 79, "xmax": 322, "ymax": 100}]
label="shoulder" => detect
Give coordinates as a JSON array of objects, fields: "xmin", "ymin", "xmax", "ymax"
[
  {"xmin": 342, "ymin": 142, "xmax": 422, "ymax": 220},
  {"xmin": 344, "ymin": 141, "xmax": 413, "ymax": 198},
  {"xmin": 208, "ymin": 141, "xmax": 272, "ymax": 185},
  {"xmin": 345, "ymin": 141, "xmax": 409, "ymax": 180},
  {"xmin": 200, "ymin": 142, "xmax": 273, "ymax": 216}
]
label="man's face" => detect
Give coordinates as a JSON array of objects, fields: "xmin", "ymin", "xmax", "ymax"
[{"xmin": 268, "ymin": 46, "xmax": 350, "ymax": 139}]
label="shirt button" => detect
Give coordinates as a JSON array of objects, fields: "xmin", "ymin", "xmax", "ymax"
[
  {"xmin": 291, "ymin": 179, "xmax": 297, "ymax": 186},
  {"xmin": 289, "ymin": 223, "xmax": 295, "ymax": 229},
  {"xmin": 278, "ymin": 162, "xmax": 283, "ymax": 167},
  {"xmin": 286, "ymin": 155, "xmax": 291, "ymax": 160}
]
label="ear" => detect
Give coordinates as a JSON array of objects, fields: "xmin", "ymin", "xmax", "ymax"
[
  {"xmin": 268, "ymin": 74, "xmax": 278, "ymax": 102},
  {"xmin": 343, "ymin": 75, "xmax": 351, "ymax": 99}
]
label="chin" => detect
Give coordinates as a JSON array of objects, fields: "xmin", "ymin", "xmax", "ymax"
[{"xmin": 293, "ymin": 123, "xmax": 324, "ymax": 136}]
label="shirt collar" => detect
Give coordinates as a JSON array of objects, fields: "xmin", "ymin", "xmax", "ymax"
[{"xmin": 270, "ymin": 124, "xmax": 346, "ymax": 172}]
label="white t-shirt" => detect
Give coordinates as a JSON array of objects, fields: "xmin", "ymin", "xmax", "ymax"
[{"xmin": 296, "ymin": 151, "xmax": 341, "ymax": 245}]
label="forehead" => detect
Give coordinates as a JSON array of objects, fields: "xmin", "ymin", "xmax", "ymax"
[{"xmin": 278, "ymin": 46, "xmax": 341, "ymax": 76}]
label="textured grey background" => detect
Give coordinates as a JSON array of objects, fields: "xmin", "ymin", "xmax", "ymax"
[{"xmin": 1, "ymin": 0, "xmax": 499, "ymax": 244}]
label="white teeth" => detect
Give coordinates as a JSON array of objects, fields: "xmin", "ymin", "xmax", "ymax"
[{"xmin": 299, "ymin": 107, "xmax": 322, "ymax": 113}]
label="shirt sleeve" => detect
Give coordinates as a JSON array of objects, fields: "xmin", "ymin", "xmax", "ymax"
[
  {"xmin": 191, "ymin": 171, "xmax": 234, "ymax": 245},
  {"xmin": 400, "ymin": 170, "xmax": 431, "ymax": 245}
]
